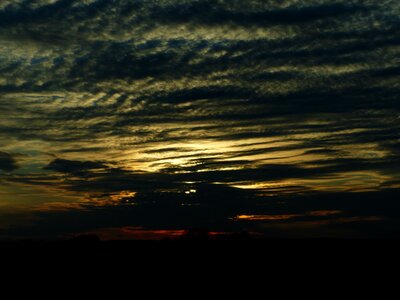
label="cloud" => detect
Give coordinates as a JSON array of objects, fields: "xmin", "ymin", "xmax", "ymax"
[
  {"xmin": 44, "ymin": 158, "xmax": 106, "ymax": 175},
  {"xmin": 0, "ymin": 152, "xmax": 19, "ymax": 172},
  {"xmin": 144, "ymin": 1, "xmax": 371, "ymax": 26}
]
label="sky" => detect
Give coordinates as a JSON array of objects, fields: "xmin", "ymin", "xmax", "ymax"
[{"xmin": 0, "ymin": 0, "xmax": 400, "ymax": 240}]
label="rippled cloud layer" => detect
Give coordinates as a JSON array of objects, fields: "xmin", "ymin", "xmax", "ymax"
[{"xmin": 1, "ymin": 0, "xmax": 400, "ymax": 239}]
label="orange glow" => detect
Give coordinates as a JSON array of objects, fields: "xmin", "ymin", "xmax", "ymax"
[
  {"xmin": 234, "ymin": 210, "xmax": 344, "ymax": 221},
  {"xmin": 234, "ymin": 214, "xmax": 302, "ymax": 221},
  {"xmin": 86, "ymin": 227, "xmax": 186, "ymax": 241}
]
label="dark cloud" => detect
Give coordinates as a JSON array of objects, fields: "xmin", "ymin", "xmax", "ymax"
[
  {"xmin": 145, "ymin": 1, "xmax": 371, "ymax": 26},
  {"xmin": 0, "ymin": 152, "xmax": 18, "ymax": 172},
  {"xmin": 44, "ymin": 158, "xmax": 106, "ymax": 175}
]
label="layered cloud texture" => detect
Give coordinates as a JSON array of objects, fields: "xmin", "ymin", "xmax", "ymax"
[{"xmin": 0, "ymin": 0, "xmax": 400, "ymax": 239}]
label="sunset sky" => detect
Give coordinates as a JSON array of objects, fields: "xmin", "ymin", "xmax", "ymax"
[{"xmin": 1, "ymin": 0, "xmax": 400, "ymax": 240}]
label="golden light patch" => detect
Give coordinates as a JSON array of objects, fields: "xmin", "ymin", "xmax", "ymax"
[{"xmin": 234, "ymin": 211, "xmax": 343, "ymax": 222}]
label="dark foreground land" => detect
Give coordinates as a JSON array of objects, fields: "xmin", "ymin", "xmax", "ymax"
[
  {"xmin": 2, "ymin": 235, "xmax": 400, "ymax": 248},
  {"xmin": 2, "ymin": 236, "xmax": 399, "ymax": 273}
]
